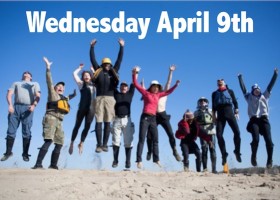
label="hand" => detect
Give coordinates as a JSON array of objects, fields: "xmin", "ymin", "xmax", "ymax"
[
  {"xmin": 275, "ymin": 68, "xmax": 278, "ymax": 74},
  {"xmin": 176, "ymin": 80, "xmax": 180, "ymax": 85},
  {"xmin": 132, "ymin": 66, "xmax": 141, "ymax": 74},
  {"xmin": 43, "ymin": 57, "xmax": 52, "ymax": 69},
  {"xmin": 238, "ymin": 73, "xmax": 242, "ymax": 77},
  {"xmin": 170, "ymin": 65, "xmax": 176, "ymax": 71},
  {"xmin": 235, "ymin": 113, "xmax": 240, "ymax": 120},
  {"xmin": 118, "ymin": 38, "xmax": 125, "ymax": 46},
  {"xmin": 28, "ymin": 105, "xmax": 35, "ymax": 112},
  {"xmin": 90, "ymin": 66, "xmax": 95, "ymax": 73},
  {"xmin": 90, "ymin": 39, "xmax": 97, "ymax": 47},
  {"xmin": 73, "ymin": 89, "xmax": 77, "ymax": 97},
  {"xmin": 79, "ymin": 64, "xmax": 84, "ymax": 69},
  {"xmin": 8, "ymin": 105, "xmax": 14, "ymax": 114}
]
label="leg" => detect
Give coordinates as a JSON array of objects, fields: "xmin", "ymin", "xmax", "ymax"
[
  {"xmin": 95, "ymin": 122, "xmax": 103, "ymax": 152},
  {"xmin": 49, "ymin": 143, "xmax": 62, "ymax": 169},
  {"xmin": 180, "ymin": 142, "xmax": 190, "ymax": 171},
  {"xmin": 32, "ymin": 139, "xmax": 52, "ymax": 169},
  {"xmin": 136, "ymin": 114, "xmax": 149, "ymax": 164},
  {"xmin": 69, "ymin": 110, "xmax": 85, "ymax": 155},
  {"xmin": 209, "ymin": 135, "xmax": 217, "ymax": 173},
  {"xmin": 248, "ymin": 118, "xmax": 260, "ymax": 167},
  {"xmin": 216, "ymin": 117, "xmax": 227, "ymax": 165},
  {"xmin": 190, "ymin": 142, "xmax": 202, "ymax": 172},
  {"xmin": 227, "ymin": 114, "xmax": 242, "ymax": 162},
  {"xmin": 79, "ymin": 110, "xmax": 94, "ymax": 154},
  {"xmin": 102, "ymin": 122, "xmax": 111, "ymax": 152},
  {"xmin": 261, "ymin": 118, "xmax": 273, "ymax": 168},
  {"xmin": 200, "ymin": 138, "xmax": 208, "ymax": 171},
  {"xmin": 150, "ymin": 117, "xmax": 160, "ymax": 163},
  {"xmin": 146, "ymin": 127, "xmax": 153, "ymax": 161}
]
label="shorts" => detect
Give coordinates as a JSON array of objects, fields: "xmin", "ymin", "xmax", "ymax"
[{"xmin": 42, "ymin": 114, "xmax": 64, "ymax": 145}]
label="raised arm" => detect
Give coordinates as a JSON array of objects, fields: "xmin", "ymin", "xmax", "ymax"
[
  {"xmin": 73, "ymin": 64, "xmax": 83, "ymax": 85},
  {"xmin": 113, "ymin": 38, "xmax": 124, "ymax": 72},
  {"xmin": 132, "ymin": 66, "xmax": 146, "ymax": 95},
  {"xmin": 266, "ymin": 68, "xmax": 278, "ymax": 93},
  {"xmin": 43, "ymin": 57, "xmax": 55, "ymax": 95},
  {"xmin": 238, "ymin": 74, "xmax": 247, "ymax": 95},
  {"xmin": 159, "ymin": 80, "xmax": 180, "ymax": 98},
  {"xmin": 164, "ymin": 65, "xmax": 176, "ymax": 91},
  {"xmin": 90, "ymin": 39, "xmax": 99, "ymax": 70}
]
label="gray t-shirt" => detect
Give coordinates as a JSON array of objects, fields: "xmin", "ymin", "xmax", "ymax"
[
  {"xmin": 9, "ymin": 81, "xmax": 41, "ymax": 105},
  {"xmin": 245, "ymin": 90, "xmax": 270, "ymax": 118}
]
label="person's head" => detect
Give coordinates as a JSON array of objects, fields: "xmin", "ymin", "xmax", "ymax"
[
  {"xmin": 183, "ymin": 109, "xmax": 194, "ymax": 124},
  {"xmin": 101, "ymin": 57, "xmax": 112, "ymax": 71},
  {"xmin": 22, "ymin": 71, "xmax": 32, "ymax": 81},
  {"xmin": 197, "ymin": 97, "xmax": 209, "ymax": 109},
  {"xmin": 148, "ymin": 80, "xmax": 162, "ymax": 94},
  {"xmin": 217, "ymin": 79, "xmax": 226, "ymax": 87},
  {"xmin": 251, "ymin": 83, "xmax": 261, "ymax": 96},
  {"xmin": 54, "ymin": 82, "xmax": 65, "ymax": 95},
  {"xmin": 81, "ymin": 71, "xmax": 92, "ymax": 83},
  {"xmin": 120, "ymin": 82, "xmax": 129, "ymax": 94}
]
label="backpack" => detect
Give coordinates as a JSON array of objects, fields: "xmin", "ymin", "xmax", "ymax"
[
  {"xmin": 195, "ymin": 109, "xmax": 213, "ymax": 125},
  {"xmin": 213, "ymin": 89, "xmax": 232, "ymax": 108},
  {"xmin": 47, "ymin": 95, "xmax": 70, "ymax": 114}
]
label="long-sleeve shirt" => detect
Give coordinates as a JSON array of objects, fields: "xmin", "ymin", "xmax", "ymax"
[
  {"xmin": 114, "ymin": 83, "xmax": 135, "ymax": 117},
  {"xmin": 132, "ymin": 73, "xmax": 178, "ymax": 115}
]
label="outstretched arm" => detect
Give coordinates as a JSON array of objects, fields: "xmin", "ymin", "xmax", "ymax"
[
  {"xmin": 238, "ymin": 74, "xmax": 247, "ymax": 95},
  {"xmin": 113, "ymin": 38, "xmax": 124, "ymax": 72},
  {"xmin": 90, "ymin": 39, "xmax": 99, "ymax": 70},
  {"xmin": 73, "ymin": 64, "xmax": 83, "ymax": 85},
  {"xmin": 159, "ymin": 80, "xmax": 180, "ymax": 98},
  {"xmin": 164, "ymin": 65, "xmax": 175, "ymax": 91},
  {"xmin": 267, "ymin": 68, "xmax": 278, "ymax": 93}
]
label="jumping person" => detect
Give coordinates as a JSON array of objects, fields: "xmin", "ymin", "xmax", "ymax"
[
  {"xmin": 238, "ymin": 68, "xmax": 278, "ymax": 168},
  {"xmin": 32, "ymin": 57, "xmax": 76, "ymax": 169},
  {"xmin": 90, "ymin": 38, "xmax": 124, "ymax": 153},
  {"xmin": 132, "ymin": 66, "xmax": 180, "ymax": 169},
  {"xmin": 69, "ymin": 64, "xmax": 96, "ymax": 155}
]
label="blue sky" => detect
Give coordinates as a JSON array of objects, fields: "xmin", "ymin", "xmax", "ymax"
[{"xmin": 0, "ymin": 1, "xmax": 279, "ymax": 172}]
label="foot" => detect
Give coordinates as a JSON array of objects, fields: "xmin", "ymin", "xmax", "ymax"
[
  {"xmin": 22, "ymin": 154, "xmax": 30, "ymax": 162},
  {"xmin": 184, "ymin": 166, "xmax": 189, "ymax": 172},
  {"xmin": 203, "ymin": 168, "xmax": 208, "ymax": 172},
  {"xmin": 125, "ymin": 161, "xmax": 131, "ymax": 169},
  {"xmin": 233, "ymin": 150, "xmax": 242, "ymax": 162},
  {"xmin": 223, "ymin": 163, "xmax": 229, "ymax": 174},
  {"xmin": 48, "ymin": 165, "xmax": 59, "ymax": 170},
  {"xmin": 112, "ymin": 161, "xmax": 118, "ymax": 168},
  {"xmin": 136, "ymin": 162, "xmax": 142, "ymax": 169},
  {"xmin": 251, "ymin": 156, "xmax": 257, "ymax": 167},
  {"xmin": 146, "ymin": 152, "xmax": 151, "ymax": 161},
  {"xmin": 31, "ymin": 164, "xmax": 43, "ymax": 169},
  {"xmin": 78, "ymin": 142, "xmax": 83, "ymax": 155},
  {"xmin": 266, "ymin": 160, "xmax": 273, "ymax": 169},
  {"xmin": 95, "ymin": 146, "xmax": 103, "ymax": 153},
  {"xmin": 222, "ymin": 153, "xmax": 228, "ymax": 165},
  {"xmin": 68, "ymin": 142, "xmax": 74, "ymax": 155},
  {"xmin": 212, "ymin": 170, "xmax": 218, "ymax": 174},
  {"xmin": 154, "ymin": 161, "xmax": 162, "ymax": 168},
  {"xmin": 102, "ymin": 146, "xmax": 108, "ymax": 152},
  {"xmin": 0, "ymin": 153, "xmax": 13, "ymax": 161},
  {"xmin": 173, "ymin": 149, "xmax": 182, "ymax": 162}
]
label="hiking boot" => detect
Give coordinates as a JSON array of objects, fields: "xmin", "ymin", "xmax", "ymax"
[
  {"xmin": 31, "ymin": 164, "xmax": 43, "ymax": 169},
  {"xmin": 233, "ymin": 150, "xmax": 242, "ymax": 163},
  {"xmin": 95, "ymin": 146, "xmax": 103, "ymax": 153},
  {"xmin": 1, "ymin": 153, "xmax": 13, "ymax": 161},
  {"xmin": 222, "ymin": 153, "xmax": 228, "ymax": 165},
  {"xmin": 203, "ymin": 168, "xmax": 208, "ymax": 172},
  {"xmin": 112, "ymin": 161, "xmax": 118, "ymax": 168},
  {"xmin": 173, "ymin": 149, "xmax": 182, "ymax": 162},
  {"xmin": 48, "ymin": 165, "xmax": 59, "ymax": 170},
  {"xmin": 146, "ymin": 152, "xmax": 151, "ymax": 161},
  {"xmin": 102, "ymin": 146, "xmax": 108, "ymax": 152},
  {"xmin": 251, "ymin": 156, "xmax": 257, "ymax": 167},
  {"xmin": 22, "ymin": 154, "xmax": 30, "ymax": 162},
  {"xmin": 266, "ymin": 160, "xmax": 273, "ymax": 169},
  {"xmin": 184, "ymin": 166, "xmax": 189, "ymax": 172}
]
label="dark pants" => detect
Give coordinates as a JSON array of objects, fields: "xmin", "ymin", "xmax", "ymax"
[
  {"xmin": 247, "ymin": 116, "xmax": 274, "ymax": 163},
  {"xmin": 200, "ymin": 135, "xmax": 216, "ymax": 170},
  {"xmin": 147, "ymin": 111, "xmax": 176, "ymax": 154},
  {"xmin": 136, "ymin": 113, "xmax": 159, "ymax": 162},
  {"xmin": 71, "ymin": 109, "xmax": 94, "ymax": 142},
  {"xmin": 216, "ymin": 106, "xmax": 241, "ymax": 157},
  {"xmin": 180, "ymin": 140, "xmax": 201, "ymax": 172}
]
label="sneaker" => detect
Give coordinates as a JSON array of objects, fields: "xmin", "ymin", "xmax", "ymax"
[
  {"xmin": 203, "ymin": 168, "xmax": 208, "ymax": 172},
  {"xmin": 184, "ymin": 166, "xmax": 189, "ymax": 172},
  {"xmin": 22, "ymin": 154, "xmax": 30, "ymax": 162},
  {"xmin": 136, "ymin": 162, "xmax": 142, "ymax": 169},
  {"xmin": 1, "ymin": 153, "xmax": 13, "ymax": 161},
  {"xmin": 173, "ymin": 149, "xmax": 182, "ymax": 162},
  {"xmin": 125, "ymin": 161, "xmax": 131, "ymax": 169},
  {"xmin": 31, "ymin": 164, "xmax": 43, "ymax": 169},
  {"xmin": 155, "ymin": 161, "xmax": 162, "ymax": 168},
  {"xmin": 266, "ymin": 160, "xmax": 273, "ymax": 169},
  {"xmin": 146, "ymin": 152, "xmax": 151, "ymax": 161},
  {"xmin": 222, "ymin": 153, "xmax": 228, "ymax": 165},
  {"xmin": 112, "ymin": 161, "xmax": 118, "ymax": 168},
  {"xmin": 234, "ymin": 150, "xmax": 242, "ymax": 162},
  {"xmin": 48, "ymin": 165, "xmax": 59, "ymax": 170},
  {"xmin": 95, "ymin": 146, "xmax": 103, "ymax": 153},
  {"xmin": 102, "ymin": 146, "xmax": 108, "ymax": 152}
]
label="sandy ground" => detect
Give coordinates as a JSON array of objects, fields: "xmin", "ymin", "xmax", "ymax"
[{"xmin": 0, "ymin": 167, "xmax": 279, "ymax": 200}]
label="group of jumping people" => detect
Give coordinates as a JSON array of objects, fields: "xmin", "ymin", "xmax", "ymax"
[{"xmin": 1, "ymin": 38, "xmax": 278, "ymax": 172}]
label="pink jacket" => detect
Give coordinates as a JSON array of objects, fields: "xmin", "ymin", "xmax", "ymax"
[{"xmin": 133, "ymin": 74, "xmax": 178, "ymax": 115}]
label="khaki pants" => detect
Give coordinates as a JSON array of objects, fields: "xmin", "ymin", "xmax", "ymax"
[
  {"xmin": 95, "ymin": 96, "xmax": 116, "ymax": 122},
  {"xmin": 42, "ymin": 114, "xmax": 64, "ymax": 145}
]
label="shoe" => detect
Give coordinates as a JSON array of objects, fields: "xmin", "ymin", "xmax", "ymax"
[
  {"xmin": 78, "ymin": 143, "xmax": 83, "ymax": 155},
  {"xmin": 22, "ymin": 154, "xmax": 30, "ymax": 162},
  {"xmin": 1, "ymin": 153, "xmax": 13, "ymax": 161},
  {"xmin": 95, "ymin": 146, "xmax": 103, "ymax": 153},
  {"xmin": 222, "ymin": 153, "xmax": 228, "ymax": 165},
  {"xmin": 266, "ymin": 160, "xmax": 273, "ymax": 169},
  {"xmin": 146, "ymin": 152, "xmax": 151, "ymax": 161},
  {"xmin": 137, "ymin": 162, "xmax": 142, "ymax": 169},
  {"xmin": 184, "ymin": 166, "xmax": 189, "ymax": 172},
  {"xmin": 212, "ymin": 170, "xmax": 218, "ymax": 174},
  {"xmin": 48, "ymin": 165, "xmax": 59, "ymax": 170},
  {"xmin": 102, "ymin": 146, "xmax": 108, "ymax": 152},
  {"xmin": 203, "ymin": 168, "xmax": 208, "ymax": 172},
  {"xmin": 112, "ymin": 161, "xmax": 118, "ymax": 168},
  {"xmin": 125, "ymin": 161, "xmax": 131, "ymax": 169},
  {"xmin": 155, "ymin": 161, "xmax": 162, "ymax": 168},
  {"xmin": 233, "ymin": 150, "xmax": 242, "ymax": 162},
  {"xmin": 31, "ymin": 164, "xmax": 43, "ymax": 169},
  {"xmin": 68, "ymin": 142, "xmax": 74, "ymax": 155},
  {"xmin": 173, "ymin": 149, "xmax": 182, "ymax": 162},
  {"xmin": 251, "ymin": 156, "xmax": 257, "ymax": 167}
]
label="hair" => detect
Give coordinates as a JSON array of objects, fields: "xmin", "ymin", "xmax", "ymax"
[{"xmin": 81, "ymin": 71, "xmax": 93, "ymax": 81}]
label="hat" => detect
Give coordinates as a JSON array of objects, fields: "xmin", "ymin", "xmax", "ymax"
[
  {"xmin": 55, "ymin": 81, "xmax": 65, "ymax": 87},
  {"xmin": 120, "ymin": 81, "xmax": 128, "ymax": 87},
  {"xmin": 148, "ymin": 80, "xmax": 162, "ymax": 91},
  {"xmin": 184, "ymin": 109, "xmax": 194, "ymax": 120},
  {"xmin": 101, "ymin": 57, "xmax": 112, "ymax": 65},
  {"xmin": 251, "ymin": 83, "xmax": 261, "ymax": 91}
]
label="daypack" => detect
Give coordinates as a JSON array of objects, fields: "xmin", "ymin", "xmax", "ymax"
[
  {"xmin": 213, "ymin": 89, "xmax": 232, "ymax": 107},
  {"xmin": 195, "ymin": 109, "xmax": 213, "ymax": 125},
  {"xmin": 47, "ymin": 95, "xmax": 70, "ymax": 114}
]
